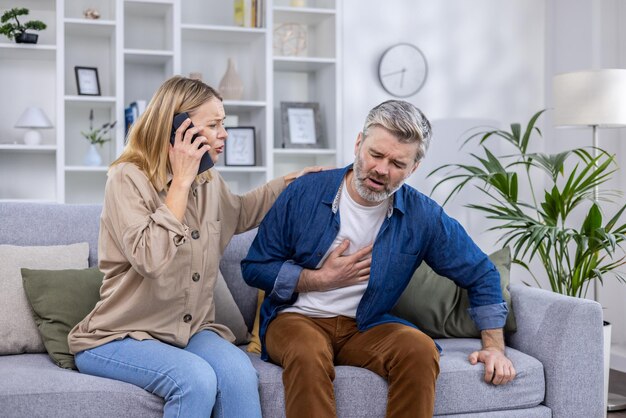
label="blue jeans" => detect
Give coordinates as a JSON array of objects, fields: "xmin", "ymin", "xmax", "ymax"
[{"xmin": 75, "ymin": 330, "xmax": 262, "ymax": 418}]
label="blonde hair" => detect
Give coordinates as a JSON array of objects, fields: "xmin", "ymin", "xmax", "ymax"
[
  {"xmin": 112, "ymin": 75, "xmax": 222, "ymax": 189},
  {"xmin": 362, "ymin": 100, "xmax": 432, "ymax": 162}
]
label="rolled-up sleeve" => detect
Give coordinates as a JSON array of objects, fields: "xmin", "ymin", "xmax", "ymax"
[
  {"xmin": 468, "ymin": 302, "xmax": 508, "ymax": 330},
  {"xmin": 269, "ymin": 260, "xmax": 303, "ymax": 302}
]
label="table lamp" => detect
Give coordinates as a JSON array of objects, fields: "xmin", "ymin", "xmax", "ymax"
[
  {"xmin": 553, "ymin": 69, "xmax": 626, "ymax": 413},
  {"xmin": 14, "ymin": 107, "xmax": 53, "ymax": 145}
]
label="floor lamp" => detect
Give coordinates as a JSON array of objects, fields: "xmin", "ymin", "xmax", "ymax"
[{"xmin": 553, "ymin": 69, "xmax": 626, "ymax": 412}]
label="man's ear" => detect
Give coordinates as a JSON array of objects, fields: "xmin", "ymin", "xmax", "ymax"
[
  {"xmin": 409, "ymin": 161, "xmax": 421, "ymax": 175},
  {"xmin": 354, "ymin": 132, "xmax": 364, "ymax": 155}
]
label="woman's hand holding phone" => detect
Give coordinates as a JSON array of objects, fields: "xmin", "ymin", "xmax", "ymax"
[
  {"xmin": 169, "ymin": 117, "xmax": 210, "ymax": 190},
  {"xmin": 166, "ymin": 116, "xmax": 210, "ymax": 221}
]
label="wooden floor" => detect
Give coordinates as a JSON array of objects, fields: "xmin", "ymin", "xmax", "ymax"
[{"xmin": 609, "ymin": 369, "xmax": 626, "ymax": 417}]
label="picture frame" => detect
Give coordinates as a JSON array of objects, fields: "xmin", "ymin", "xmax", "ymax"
[
  {"xmin": 280, "ymin": 102, "xmax": 323, "ymax": 148},
  {"xmin": 225, "ymin": 127, "xmax": 256, "ymax": 166},
  {"xmin": 74, "ymin": 66, "xmax": 101, "ymax": 96}
]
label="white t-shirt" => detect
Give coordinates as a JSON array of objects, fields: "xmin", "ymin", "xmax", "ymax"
[{"xmin": 282, "ymin": 180, "xmax": 388, "ymax": 318}]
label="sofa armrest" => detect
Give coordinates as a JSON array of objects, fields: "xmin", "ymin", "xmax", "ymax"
[{"xmin": 507, "ymin": 284, "xmax": 604, "ymax": 418}]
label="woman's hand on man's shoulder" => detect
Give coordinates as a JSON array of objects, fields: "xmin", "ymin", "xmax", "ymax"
[{"xmin": 283, "ymin": 166, "xmax": 333, "ymax": 185}]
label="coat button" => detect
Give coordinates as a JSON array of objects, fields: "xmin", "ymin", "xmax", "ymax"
[
  {"xmin": 191, "ymin": 230, "xmax": 200, "ymax": 239},
  {"xmin": 183, "ymin": 314, "xmax": 192, "ymax": 323},
  {"xmin": 192, "ymin": 272, "xmax": 200, "ymax": 282}
]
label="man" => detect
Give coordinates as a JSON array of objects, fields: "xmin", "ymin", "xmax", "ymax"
[{"xmin": 242, "ymin": 100, "xmax": 516, "ymax": 418}]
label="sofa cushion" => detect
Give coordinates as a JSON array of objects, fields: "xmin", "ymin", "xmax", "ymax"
[
  {"xmin": 434, "ymin": 339, "xmax": 544, "ymax": 415},
  {"xmin": 214, "ymin": 270, "xmax": 251, "ymax": 345},
  {"xmin": 220, "ymin": 229, "xmax": 259, "ymax": 330},
  {"xmin": 392, "ymin": 247, "xmax": 516, "ymax": 338},
  {"xmin": 21, "ymin": 268, "xmax": 104, "ymax": 369},
  {"xmin": 0, "ymin": 354, "xmax": 162, "ymax": 417},
  {"xmin": 247, "ymin": 338, "xmax": 544, "ymax": 417},
  {"xmin": 0, "ymin": 243, "xmax": 89, "ymax": 355}
]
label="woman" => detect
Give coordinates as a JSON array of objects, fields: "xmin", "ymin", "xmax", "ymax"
[{"xmin": 68, "ymin": 76, "xmax": 320, "ymax": 417}]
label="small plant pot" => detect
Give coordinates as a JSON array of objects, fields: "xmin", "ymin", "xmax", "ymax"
[{"xmin": 15, "ymin": 33, "xmax": 38, "ymax": 44}]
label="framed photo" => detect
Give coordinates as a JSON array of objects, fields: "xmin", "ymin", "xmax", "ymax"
[
  {"xmin": 225, "ymin": 127, "xmax": 256, "ymax": 166},
  {"xmin": 74, "ymin": 66, "xmax": 101, "ymax": 96},
  {"xmin": 280, "ymin": 102, "xmax": 323, "ymax": 148}
]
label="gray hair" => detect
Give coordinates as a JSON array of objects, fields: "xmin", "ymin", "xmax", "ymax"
[{"xmin": 362, "ymin": 100, "xmax": 432, "ymax": 162}]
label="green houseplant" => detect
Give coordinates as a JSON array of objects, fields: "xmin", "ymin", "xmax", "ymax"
[
  {"xmin": 430, "ymin": 110, "xmax": 626, "ymax": 298},
  {"xmin": 0, "ymin": 8, "xmax": 47, "ymax": 44}
]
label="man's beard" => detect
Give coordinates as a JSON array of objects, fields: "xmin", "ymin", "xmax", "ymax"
[{"xmin": 352, "ymin": 154, "xmax": 403, "ymax": 203}]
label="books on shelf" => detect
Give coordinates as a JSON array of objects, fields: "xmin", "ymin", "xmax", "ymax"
[
  {"xmin": 234, "ymin": 0, "xmax": 264, "ymax": 28},
  {"xmin": 124, "ymin": 100, "xmax": 147, "ymax": 140}
]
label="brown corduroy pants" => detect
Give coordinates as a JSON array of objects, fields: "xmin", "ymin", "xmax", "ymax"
[{"xmin": 266, "ymin": 313, "xmax": 440, "ymax": 418}]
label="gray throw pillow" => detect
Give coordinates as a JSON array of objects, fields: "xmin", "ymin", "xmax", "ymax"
[
  {"xmin": 0, "ymin": 243, "xmax": 89, "ymax": 355},
  {"xmin": 391, "ymin": 247, "xmax": 516, "ymax": 339}
]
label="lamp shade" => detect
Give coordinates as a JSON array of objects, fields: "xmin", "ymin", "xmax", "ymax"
[
  {"xmin": 553, "ymin": 69, "xmax": 626, "ymax": 127},
  {"xmin": 14, "ymin": 107, "xmax": 53, "ymax": 129}
]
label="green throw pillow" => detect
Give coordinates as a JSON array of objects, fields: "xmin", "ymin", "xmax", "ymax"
[
  {"xmin": 391, "ymin": 247, "xmax": 516, "ymax": 339},
  {"xmin": 21, "ymin": 268, "xmax": 103, "ymax": 370}
]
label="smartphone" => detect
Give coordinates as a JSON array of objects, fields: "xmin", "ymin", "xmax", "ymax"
[{"xmin": 171, "ymin": 112, "xmax": 214, "ymax": 174}]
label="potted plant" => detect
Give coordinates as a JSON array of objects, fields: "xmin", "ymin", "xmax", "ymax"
[
  {"xmin": 0, "ymin": 8, "xmax": 47, "ymax": 44},
  {"xmin": 429, "ymin": 109, "xmax": 626, "ymax": 298},
  {"xmin": 81, "ymin": 109, "xmax": 116, "ymax": 166}
]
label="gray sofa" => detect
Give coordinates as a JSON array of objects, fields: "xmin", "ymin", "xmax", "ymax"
[{"xmin": 0, "ymin": 202, "xmax": 604, "ymax": 417}]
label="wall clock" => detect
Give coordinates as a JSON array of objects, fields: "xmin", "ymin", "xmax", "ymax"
[{"xmin": 378, "ymin": 43, "xmax": 428, "ymax": 97}]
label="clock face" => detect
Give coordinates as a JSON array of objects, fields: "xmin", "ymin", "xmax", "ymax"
[{"xmin": 378, "ymin": 43, "xmax": 428, "ymax": 97}]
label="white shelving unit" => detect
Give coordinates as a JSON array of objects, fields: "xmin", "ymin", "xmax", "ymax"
[
  {"xmin": 0, "ymin": 0, "xmax": 57, "ymax": 203},
  {"xmin": 271, "ymin": 0, "xmax": 340, "ymax": 177},
  {"xmin": 0, "ymin": 0, "xmax": 340, "ymax": 203}
]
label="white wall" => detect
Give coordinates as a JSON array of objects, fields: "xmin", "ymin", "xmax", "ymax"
[{"xmin": 340, "ymin": 0, "xmax": 545, "ymax": 155}]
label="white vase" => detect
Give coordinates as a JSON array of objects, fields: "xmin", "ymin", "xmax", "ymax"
[
  {"xmin": 84, "ymin": 144, "xmax": 102, "ymax": 166},
  {"xmin": 218, "ymin": 58, "xmax": 244, "ymax": 100}
]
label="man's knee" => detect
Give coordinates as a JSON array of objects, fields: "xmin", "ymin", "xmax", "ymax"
[
  {"xmin": 280, "ymin": 338, "xmax": 333, "ymax": 367},
  {"xmin": 268, "ymin": 332, "xmax": 334, "ymax": 380},
  {"xmin": 267, "ymin": 315, "xmax": 333, "ymax": 369},
  {"xmin": 391, "ymin": 328, "xmax": 439, "ymax": 372}
]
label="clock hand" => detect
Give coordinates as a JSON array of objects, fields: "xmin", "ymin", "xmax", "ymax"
[
  {"xmin": 382, "ymin": 69, "xmax": 405, "ymax": 77},
  {"xmin": 400, "ymin": 68, "xmax": 406, "ymax": 88}
]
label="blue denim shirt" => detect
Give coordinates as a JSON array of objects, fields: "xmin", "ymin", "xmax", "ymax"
[{"xmin": 242, "ymin": 165, "xmax": 508, "ymax": 360}]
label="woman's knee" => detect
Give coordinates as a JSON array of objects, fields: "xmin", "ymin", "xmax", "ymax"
[
  {"xmin": 172, "ymin": 358, "xmax": 218, "ymax": 400},
  {"xmin": 218, "ymin": 349, "xmax": 259, "ymax": 389}
]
